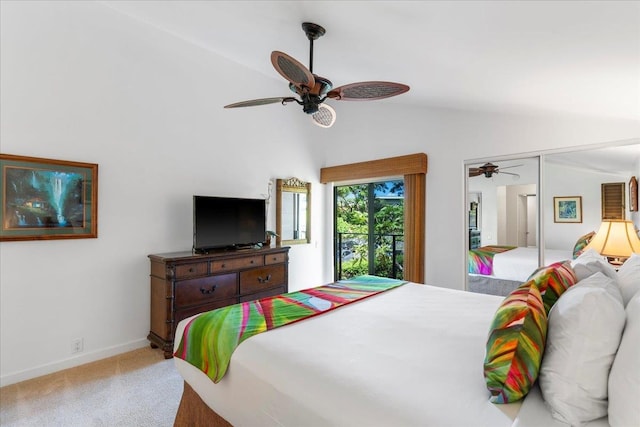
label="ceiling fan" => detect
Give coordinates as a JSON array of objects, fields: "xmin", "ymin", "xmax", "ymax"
[
  {"xmin": 224, "ymin": 22, "xmax": 410, "ymax": 128},
  {"xmin": 469, "ymin": 162, "xmax": 522, "ymax": 179}
]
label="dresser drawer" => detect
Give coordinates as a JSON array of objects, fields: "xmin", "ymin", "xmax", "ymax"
[
  {"xmin": 211, "ymin": 255, "xmax": 262, "ymax": 272},
  {"xmin": 175, "ymin": 297, "xmax": 238, "ymax": 327},
  {"xmin": 174, "ymin": 262, "xmax": 208, "ymax": 279},
  {"xmin": 149, "ymin": 247, "xmax": 289, "ymax": 359},
  {"xmin": 239, "ymin": 286, "xmax": 286, "ymax": 303},
  {"xmin": 265, "ymin": 252, "xmax": 287, "ymax": 265},
  {"xmin": 175, "ymin": 273, "xmax": 237, "ymax": 308},
  {"xmin": 240, "ymin": 265, "xmax": 285, "ymax": 294}
]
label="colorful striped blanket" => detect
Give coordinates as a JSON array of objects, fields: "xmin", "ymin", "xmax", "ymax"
[
  {"xmin": 174, "ymin": 275, "xmax": 407, "ymax": 383},
  {"xmin": 468, "ymin": 245, "xmax": 516, "ymax": 276}
]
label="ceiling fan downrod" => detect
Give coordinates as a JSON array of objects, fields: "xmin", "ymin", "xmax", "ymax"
[{"xmin": 302, "ymin": 22, "xmax": 325, "ymax": 74}]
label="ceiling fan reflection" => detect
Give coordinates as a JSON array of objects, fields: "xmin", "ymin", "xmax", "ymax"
[{"xmin": 469, "ymin": 162, "xmax": 522, "ymax": 179}]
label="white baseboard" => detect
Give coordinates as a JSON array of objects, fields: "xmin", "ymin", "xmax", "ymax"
[{"xmin": 0, "ymin": 338, "xmax": 149, "ymax": 387}]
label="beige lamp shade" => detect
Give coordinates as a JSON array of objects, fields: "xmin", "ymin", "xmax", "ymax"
[{"xmin": 584, "ymin": 220, "xmax": 640, "ymax": 258}]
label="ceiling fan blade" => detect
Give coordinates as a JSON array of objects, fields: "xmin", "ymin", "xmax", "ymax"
[
  {"xmin": 469, "ymin": 168, "xmax": 484, "ymax": 177},
  {"xmin": 224, "ymin": 97, "xmax": 297, "ymax": 109},
  {"xmin": 493, "ymin": 170, "xmax": 520, "ymax": 181},
  {"xmin": 498, "ymin": 164, "xmax": 524, "ymax": 170},
  {"xmin": 271, "ymin": 51, "xmax": 315, "ymax": 90},
  {"xmin": 327, "ymin": 81, "xmax": 410, "ymax": 101}
]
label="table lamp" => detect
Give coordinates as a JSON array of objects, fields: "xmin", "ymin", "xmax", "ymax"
[{"xmin": 584, "ymin": 220, "xmax": 640, "ymax": 265}]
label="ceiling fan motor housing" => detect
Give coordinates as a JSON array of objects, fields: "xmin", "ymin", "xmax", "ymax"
[
  {"xmin": 289, "ymin": 75, "xmax": 333, "ymax": 114},
  {"xmin": 302, "ymin": 95, "xmax": 322, "ymax": 114}
]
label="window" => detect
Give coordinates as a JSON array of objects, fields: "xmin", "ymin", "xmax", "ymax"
[
  {"xmin": 320, "ymin": 153, "xmax": 427, "ymax": 283},
  {"xmin": 601, "ymin": 182, "xmax": 625, "ymax": 220},
  {"xmin": 335, "ymin": 180, "xmax": 404, "ymax": 280}
]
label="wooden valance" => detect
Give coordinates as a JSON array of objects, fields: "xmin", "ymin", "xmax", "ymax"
[{"xmin": 320, "ymin": 153, "xmax": 427, "ymax": 183}]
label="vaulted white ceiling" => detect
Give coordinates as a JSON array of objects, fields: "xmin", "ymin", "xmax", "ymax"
[{"xmin": 100, "ymin": 1, "xmax": 640, "ymax": 121}]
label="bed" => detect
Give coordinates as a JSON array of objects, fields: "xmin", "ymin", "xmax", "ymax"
[
  {"xmin": 170, "ymin": 270, "xmax": 633, "ymax": 427},
  {"xmin": 468, "ymin": 246, "xmax": 572, "ymax": 295}
]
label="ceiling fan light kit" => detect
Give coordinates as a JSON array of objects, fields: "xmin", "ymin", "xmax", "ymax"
[
  {"xmin": 224, "ymin": 22, "xmax": 410, "ymax": 128},
  {"xmin": 311, "ymin": 103, "xmax": 336, "ymax": 128}
]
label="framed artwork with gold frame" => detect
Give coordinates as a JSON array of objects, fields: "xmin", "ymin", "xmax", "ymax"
[
  {"xmin": 553, "ymin": 196, "xmax": 582, "ymax": 223},
  {"xmin": 0, "ymin": 154, "xmax": 98, "ymax": 241}
]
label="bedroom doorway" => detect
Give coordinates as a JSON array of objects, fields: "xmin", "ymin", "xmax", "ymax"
[
  {"xmin": 521, "ymin": 193, "xmax": 537, "ymax": 247},
  {"xmin": 334, "ymin": 180, "xmax": 404, "ymax": 281}
]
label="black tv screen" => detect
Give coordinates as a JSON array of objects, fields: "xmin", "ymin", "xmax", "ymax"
[{"xmin": 193, "ymin": 196, "xmax": 265, "ymax": 252}]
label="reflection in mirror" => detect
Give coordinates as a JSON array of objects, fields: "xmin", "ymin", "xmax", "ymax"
[
  {"xmin": 276, "ymin": 177, "xmax": 311, "ymax": 245},
  {"xmin": 467, "ymin": 157, "xmax": 539, "ymax": 249},
  {"xmin": 465, "ymin": 156, "xmax": 540, "ymax": 296},
  {"xmin": 468, "ymin": 192, "xmax": 481, "ymax": 249},
  {"xmin": 465, "ymin": 141, "xmax": 640, "ymax": 298},
  {"xmin": 543, "ymin": 143, "xmax": 640, "ymax": 262}
]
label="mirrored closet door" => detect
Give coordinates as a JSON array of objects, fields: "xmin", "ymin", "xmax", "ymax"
[{"xmin": 465, "ymin": 140, "xmax": 640, "ymax": 296}]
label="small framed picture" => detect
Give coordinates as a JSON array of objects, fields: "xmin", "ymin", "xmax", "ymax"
[
  {"xmin": 1, "ymin": 154, "xmax": 98, "ymax": 241},
  {"xmin": 553, "ymin": 196, "xmax": 582, "ymax": 223}
]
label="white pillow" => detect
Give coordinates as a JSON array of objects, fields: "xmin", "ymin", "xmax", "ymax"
[
  {"xmin": 617, "ymin": 253, "xmax": 640, "ymax": 306},
  {"xmin": 539, "ymin": 272, "xmax": 625, "ymax": 425},
  {"xmin": 570, "ymin": 248, "xmax": 618, "ymax": 281},
  {"xmin": 608, "ymin": 294, "xmax": 640, "ymax": 427}
]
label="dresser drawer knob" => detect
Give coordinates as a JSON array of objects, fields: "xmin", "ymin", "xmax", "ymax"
[
  {"xmin": 200, "ymin": 285, "xmax": 217, "ymax": 295},
  {"xmin": 258, "ymin": 274, "xmax": 272, "ymax": 284},
  {"xmin": 188, "ymin": 267, "xmax": 195, "ymax": 273}
]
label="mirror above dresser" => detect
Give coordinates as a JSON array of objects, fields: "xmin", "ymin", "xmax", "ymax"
[{"xmin": 276, "ymin": 177, "xmax": 311, "ymax": 245}]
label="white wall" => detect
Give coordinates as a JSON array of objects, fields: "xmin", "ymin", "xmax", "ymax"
[
  {"xmin": 0, "ymin": 1, "xmax": 325, "ymax": 386},
  {"xmin": 1, "ymin": 1, "xmax": 639, "ymax": 386},
  {"xmin": 544, "ymin": 162, "xmax": 630, "ymax": 250},
  {"xmin": 315, "ymin": 102, "xmax": 639, "ymax": 290}
]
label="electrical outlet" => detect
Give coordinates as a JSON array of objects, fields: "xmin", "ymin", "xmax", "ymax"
[{"xmin": 72, "ymin": 338, "xmax": 84, "ymax": 354}]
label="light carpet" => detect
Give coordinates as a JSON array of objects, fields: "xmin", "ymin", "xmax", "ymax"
[{"xmin": 0, "ymin": 347, "xmax": 183, "ymax": 427}]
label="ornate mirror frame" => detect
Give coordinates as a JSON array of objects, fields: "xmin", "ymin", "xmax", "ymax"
[{"xmin": 276, "ymin": 177, "xmax": 311, "ymax": 245}]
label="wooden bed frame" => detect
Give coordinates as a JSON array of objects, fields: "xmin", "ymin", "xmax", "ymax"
[{"xmin": 174, "ymin": 382, "xmax": 232, "ymax": 427}]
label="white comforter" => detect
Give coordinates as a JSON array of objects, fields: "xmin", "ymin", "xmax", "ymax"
[
  {"xmin": 173, "ymin": 282, "xmax": 608, "ymax": 427},
  {"xmin": 489, "ymin": 247, "xmax": 572, "ymax": 282},
  {"xmin": 175, "ymin": 283, "xmax": 523, "ymax": 426}
]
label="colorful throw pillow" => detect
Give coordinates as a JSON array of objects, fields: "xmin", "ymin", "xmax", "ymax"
[
  {"xmin": 526, "ymin": 260, "xmax": 577, "ymax": 314},
  {"xmin": 484, "ymin": 281, "xmax": 548, "ymax": 403},
  {"xmin": 572, "ymin": 231, "xmax": 595, "ymax": 259}
]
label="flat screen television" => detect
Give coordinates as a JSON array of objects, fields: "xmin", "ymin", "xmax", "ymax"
[{"xmin": 193, "ymin": 195, "xmax": 266, "ymax": 253}]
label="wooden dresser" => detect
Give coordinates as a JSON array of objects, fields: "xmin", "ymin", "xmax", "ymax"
[{"xmin": 147, "ymin": 246, "xmax": 290, "ymax": 358}]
